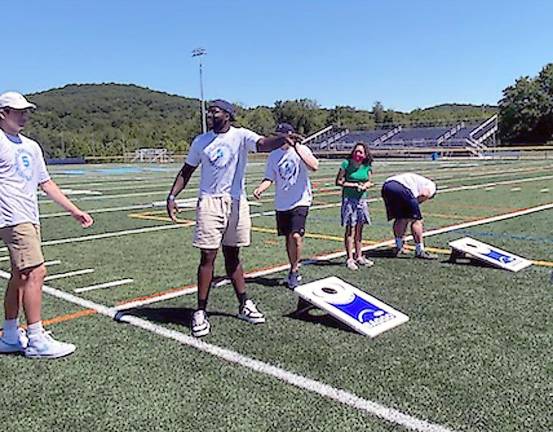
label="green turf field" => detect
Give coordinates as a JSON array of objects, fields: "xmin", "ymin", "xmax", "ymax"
[{"xmin": 1, "ymin": 158, "xmax": 552, "ymax": 432}]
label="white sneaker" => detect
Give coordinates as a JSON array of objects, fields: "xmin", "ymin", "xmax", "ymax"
[
  {"xmin": 346, "ymin": 258, "xmax": 359, "ymax": 270},
  {"xmin": 238, "ymin": 299, "xmax": 266, "ymax": 324},
  {"xmin": 25, "ymin": 332, "xmax": 76, "ymax": 359},
  {"xmin": 356, "ymin": 256, "xmax": 374, "ymax": 267},
  {"xmin": 0, "ymin": 329, "xmax": 27, "ymax": 354},
  {"xmin": 191, "ymin": 310, "xmax": 211, "ymax": 337}
]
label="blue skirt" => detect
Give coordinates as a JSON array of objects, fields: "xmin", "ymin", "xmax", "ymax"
[{"xmin": 341, "ymin": 197, "xmax": 371, "ymax": 226}]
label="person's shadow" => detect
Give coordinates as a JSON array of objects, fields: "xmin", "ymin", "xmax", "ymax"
[{"xmin": 115, "ymin": 307, "xmax": 234, "ymax": 327}]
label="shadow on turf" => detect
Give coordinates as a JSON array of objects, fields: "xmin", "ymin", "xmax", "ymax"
[
  {"xmin": 284, "ymin": 300, "xmax": 356, "ymax": 334},
  {"xmin": 118, "ymin": 307, "xmax": 235, "ymax": 327}
]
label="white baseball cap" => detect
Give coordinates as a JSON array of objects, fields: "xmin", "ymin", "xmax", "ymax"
[{"xmin": 0, "ymin": 92, "xmax": 36, "ymax": 110}]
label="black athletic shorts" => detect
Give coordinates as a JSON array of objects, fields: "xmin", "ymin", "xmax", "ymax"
[
  {"xmin": 276, "ymin": 206, "xmax": 309, "ymax": 236},
  {"xmin": 381, "ymin": 180, "xmax": 422, "ymax": 221}
]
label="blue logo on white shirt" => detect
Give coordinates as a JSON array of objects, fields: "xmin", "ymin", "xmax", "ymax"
[
  {"xmin": 207, "ymin": 144, "xmax": 233, "ymax": 168},
  {"xmin": 15, "ymin": 149, "xmax": 34, "ymax": 181},
  {"xmin": 278, "ymin": 160, "xmax": 299, "ymax": 191}
]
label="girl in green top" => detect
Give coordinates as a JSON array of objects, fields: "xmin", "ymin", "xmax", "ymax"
[{"xmin": 335, "ymin": 142, "xmax": 374, "ymax": 270}]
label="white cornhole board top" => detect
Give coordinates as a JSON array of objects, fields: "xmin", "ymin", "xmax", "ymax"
[
  {"xmin": 294, "ymin": 276, "xmax": 409, "ymax": 338},
  {"xmin": 449, "ymin": 237, "xmax": 532, "ymax": 272}
]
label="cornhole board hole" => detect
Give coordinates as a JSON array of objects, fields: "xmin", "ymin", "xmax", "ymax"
[
  {"xmin": 448, "ymin": 237, "xmax": 532, "ymax": 272},
  {"xmin": 294, "ymin": 276, "xmax": 409, "ymax": 337}
]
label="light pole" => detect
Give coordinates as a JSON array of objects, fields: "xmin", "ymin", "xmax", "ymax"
[{"xmin": 192, "ymin": 48, "xmax": 207, "ymax": 133}]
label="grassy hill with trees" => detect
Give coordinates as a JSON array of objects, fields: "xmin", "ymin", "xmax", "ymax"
[{"xmin": 24, "ymin": 83, "xmax": 497, "ymax": 158}]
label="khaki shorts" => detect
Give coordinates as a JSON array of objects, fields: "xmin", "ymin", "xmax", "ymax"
[
  {"xmin": 193, "ymin": 196, "xmax": 251, "ymax": 249},
  {"xmin": 0, "ymin": 223, "xmax": 44, "ymax": 271}
]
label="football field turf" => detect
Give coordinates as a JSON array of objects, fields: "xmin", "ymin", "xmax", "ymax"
[{"xmin": 1, "ymin": 157, "xmax": 551, "ymax": 432}]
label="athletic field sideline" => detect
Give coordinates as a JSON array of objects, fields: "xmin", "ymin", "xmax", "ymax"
[{"xmin": 1, "ymin": 158, "xmax": 551, "ymax": 432}]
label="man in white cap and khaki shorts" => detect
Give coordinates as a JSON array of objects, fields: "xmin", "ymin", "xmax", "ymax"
[{"xmin": 0, "ymin": 92, "xmax": 94, "ymax": 358}]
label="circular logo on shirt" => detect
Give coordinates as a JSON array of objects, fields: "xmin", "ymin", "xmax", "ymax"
[
  {"xmin": 207, "ymin": 143, "xmax": 234, "ymax": 169},
  {"xmin": 15, "ymin": 149, "xmax": 34, "ymax": 181},
  {"xmin": 277, "ymin": 160, "xmax": 298, "ymax": 191}
]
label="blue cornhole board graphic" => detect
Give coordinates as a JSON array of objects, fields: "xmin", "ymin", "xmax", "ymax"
[
  {"xmin": 449, "ymin": 237, "xmax": 532, "ymax": 272},
  {"xmin": 294, "ymin": 277, "xmax": 409, "ymax": 337}
]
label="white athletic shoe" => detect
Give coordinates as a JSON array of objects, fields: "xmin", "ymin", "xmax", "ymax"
[
  {"xmin": 0, "ymin": 329, "xmax": 27, "ymax": 354},
  {"xmin": 191, "ymin": 310, "xmax": 211, "ymax": 337},
  {"xmin": 24, "ymin": 332, "xmax": 76, "ymax": 359},
  {"xmin": 356, "ymin": 256, "xmax": 374, "ymax": 267},
  {"xmin": 238, "ymin": 299, "xmax": 266, "ymax": 324},
  {"xmin": 346, "ymin": 258, "xmax": 359, "ymax": 271}
]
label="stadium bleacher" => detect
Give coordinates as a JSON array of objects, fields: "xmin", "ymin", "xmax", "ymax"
[{"xmin": 311, "ymin": 115, "xmax": 498, "ymax": 156}]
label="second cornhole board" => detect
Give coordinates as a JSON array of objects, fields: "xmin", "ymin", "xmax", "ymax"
[{"xmin": 448, "ymin": 237, "xmax": 532, "ymax": 272}]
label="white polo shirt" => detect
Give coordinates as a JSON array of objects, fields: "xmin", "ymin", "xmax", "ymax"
[
  {"xmin": 186, "ymin": 126, "xmax": 261, "ymax": 199},
  {"xmin": 0, "ymin": 131, "xmax": 50, "ymax": 228},
  {"xmin": 264, "ymin": 146, "xmax": 313, "ymax": 211},
  {"xmin": 385, "ymin": 173, "xmax": 436, "ymax": 198}
]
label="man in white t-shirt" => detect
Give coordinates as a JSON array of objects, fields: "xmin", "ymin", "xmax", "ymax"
[
  {"xmin": 253, "ymin": 123, "xmax": 319, "ymax": 289},
  {"xmin": 167, "ymin": 100, "xmax": 303, "ymax": 337},
  {"xmin": 0, "ymin": 92, "xmax": 94, "ymax": 358},
  {"xmin": 381, "ymin": 172, "xmax": 437, "ymax": 259}
]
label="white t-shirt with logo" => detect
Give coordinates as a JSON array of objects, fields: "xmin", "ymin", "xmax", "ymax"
[
  {"xmin": 186, "ymin": 127, "xmax": 261, "ymax": 199},
  {"xmin": 264, "ymin": 146, "xmax": 313, "ymax": 211},
  {"xmin": 0, "ymin": 132, "xmax": 50, "ymax": 228},
  {"xmin": 385, "ymin": 173, "xmax": 436, "ymax": 198}
]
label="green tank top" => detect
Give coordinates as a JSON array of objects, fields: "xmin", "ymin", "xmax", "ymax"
[{"xmin": 341, "ymin": 159, "xmax": 372, "ymax": 199}]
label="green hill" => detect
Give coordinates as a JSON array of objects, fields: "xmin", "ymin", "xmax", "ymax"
[{"xmin": 26, "ymin": 83, "xmax": 202, "ymax": 158}]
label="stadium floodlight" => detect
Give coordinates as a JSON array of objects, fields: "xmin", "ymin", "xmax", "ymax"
[{"xmin": 192, "ymin": 48, "xmax": 208, "ymax": 134}]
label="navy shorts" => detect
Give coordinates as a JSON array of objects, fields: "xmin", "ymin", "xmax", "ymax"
[
  {"xmin": 381, "ymin": 181, "xmax": 422, "ymax": 221},
  {"xmin": 276, "ymin": 206, "xmax": 309, "ymax": 236}
]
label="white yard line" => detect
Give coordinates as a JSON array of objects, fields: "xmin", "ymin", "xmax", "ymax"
[
  {"xmin": 40, "ymin": 204, "xmax": 152, "ymax": 219},
  {"xmin": 75, "ymin": 278, "xmax": 134, "ymax": 293},
  {"xmin": 44, "ymin": 260, "xmax": 61, "ymax": 266},
  {"xmin": 0, "ymin": 224, "xmax": 184, "ymax": 253},
  {"xmin": 0, "ymin": 268, "xmax": 456, "ymax": 432},
  {"xmin": 44, "ymin": 269, "xmax": 95, "ymax": 281}
]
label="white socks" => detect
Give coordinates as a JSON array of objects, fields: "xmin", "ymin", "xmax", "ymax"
[
  {"xmin": 27, "ymin": 321, "xmax": 44, "ymax": 337},
  {"xmin": 415, "ymin": 243, "xmax": 425, "ymax": 255}
]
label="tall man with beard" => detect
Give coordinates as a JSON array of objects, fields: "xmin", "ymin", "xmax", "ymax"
[{"xmin": 167, "ymin": 100, "xmax": 302, "ymax": 337}]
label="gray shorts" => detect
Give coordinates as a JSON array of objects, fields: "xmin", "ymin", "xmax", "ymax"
[{"xmin": 341, "ymin": 197, "xmax": 371, "ymax": 227}]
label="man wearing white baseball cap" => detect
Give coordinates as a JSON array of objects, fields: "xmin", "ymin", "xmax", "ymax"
[{"xmin": 0, "ymin": 91, "xmax": 94, "ymax": 359}]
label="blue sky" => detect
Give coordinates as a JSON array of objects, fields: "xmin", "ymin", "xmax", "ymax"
[{"xmin": 6, "ymin": 0, "xmax": 553, "ymax": 112}]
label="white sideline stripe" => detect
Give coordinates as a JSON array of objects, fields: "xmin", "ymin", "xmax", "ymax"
[
  {"xmin": 75, "ymin": 278, "xmax": 134, "ymax": 293},
  {"xmin": 0, "ymin": 256, "xmax": 10, "ymax": 262},
  {"xmin": 44, "ymin": 269, "xmax": 95, "ymax": 281},
  {"xmin": 44, "ymin": 260, "xmax": 61, "ymax": 266},
  {"xmin": 0, "ymin": 269, "xmax": 456, "ymax": 432}
]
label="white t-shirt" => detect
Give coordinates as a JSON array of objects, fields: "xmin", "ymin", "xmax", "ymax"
[
  {"xmin": 264, "ymin": 146, "xmax": 313, "ymax": 211},
  {"xmin": 385, "ymin": 173, "xmax": 436, "ymax": 198},
  {"xmin": 186, "ymin": 126, "xmax": 261, "ymax": 199},
  {"xmin": 0, "ymin": 132, "xmax": 50, "ymax": 228}
]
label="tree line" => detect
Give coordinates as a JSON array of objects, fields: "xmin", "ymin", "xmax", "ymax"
[
  {"xmin": 499, "ymin": 63, "xmax": 553, "ymax": 144},
  {"xmin": 24, "ymin": 83, "xmax": 498, "ymax": 158}
]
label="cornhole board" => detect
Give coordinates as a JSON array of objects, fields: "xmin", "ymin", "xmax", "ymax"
[
  {"xmin": 294, "ymin": 276, "xmax": 409, "ymax": 337},
  {"xmin": 448, "ymin": 237, "xmax": 532, "ymax": 272}
]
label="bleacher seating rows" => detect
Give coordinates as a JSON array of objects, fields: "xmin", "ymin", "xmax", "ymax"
[{"xmin": 326, "ymin": 117, "xmax": 497, "ymax": 150}]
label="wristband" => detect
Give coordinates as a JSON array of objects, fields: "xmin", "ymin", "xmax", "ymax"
[{"xmin": 168, "ymin": 194, "xmax": 176, "ymax": 201}]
